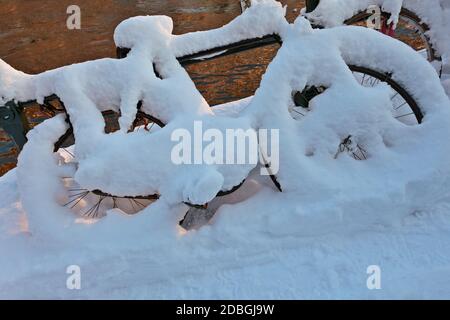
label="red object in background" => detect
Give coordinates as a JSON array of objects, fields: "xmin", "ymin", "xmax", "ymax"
[{"xmin": 381, "ymin": 17, "xmax": 396, "ymax": 37}]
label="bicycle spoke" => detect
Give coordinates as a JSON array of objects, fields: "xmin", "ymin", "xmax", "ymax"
[
  {"xmin": 64, "ymin": 191, "xmax": 90, "ymax": 209},
  {"xmin": 352, "ymin": 152, "xmax": 362, "ymax": 161},
  {"xmin": 132, "ymin": 199, "xmax": 146, "ymax": 208},
  {"xmin": 293, "ymin": 109, "xmax": 306, "ymax": 117},
  {"xmin": 395, "ymin": 112, "xmax": 415, "ymax": 119},
  {"xmin": 356, "ymin": 144, "xmax": 367, "ymax": 160},
  {"xmin": 112, "ymin": 197, "xmax": 118, "ymax": 209},
  {"xmin": 61, "ymin": 148, "xmax": 75, "ymax": 158},
  {"xmin": 83, "ymin": 196, "xmax": 106, "ymax": 218},
  {"xmin": 368, "ymin": 77, "xmax": 380, "ymax": 87},
  {"xmin": 128, "ymin": 198, "xmax": 137, "ymax": 212},
  {"xmin": 394, "ymin": 101, "xmax": 408, "ymax": 110},
  {"xmin": 390, "ymin": 92, "xmax": 399, "ymax": 100},
  {"xmin": 69, "ymin": 190, "xmax": 90, "ymax": 198}
]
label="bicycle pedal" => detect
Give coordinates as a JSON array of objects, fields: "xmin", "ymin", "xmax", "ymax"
[{"xmin": 180, "ymin": 206, "xmax": 216, "ymax": 231}]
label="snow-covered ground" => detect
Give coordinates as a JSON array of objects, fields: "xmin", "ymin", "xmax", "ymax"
[
  {"xmin": 2, "ymin": 0, "xmax": 450, "ymax": 299},
  {"xmin": 2, "ymin": 167, "xmax": 450, "ymax": 299}
]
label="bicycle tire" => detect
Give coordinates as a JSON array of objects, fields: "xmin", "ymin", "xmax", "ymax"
[
  {"xmin": 348, "ymin": 64, "xmax": 423, "ymax": 123},
  {"xmin": 53, "ymin": 107, "xmax": 248, "ymax": 216},
  {"xmin": 53, "ymin": 109, "xmax": 163, "ymax": 217},
  {"xmin": 344, "ymin": 8, "xmax": 441, "ymax": 68}
]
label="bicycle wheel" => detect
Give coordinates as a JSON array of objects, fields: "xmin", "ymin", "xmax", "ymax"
[
  {"xmin": 54, "ymin": 110, "xmax": 164, "ymax": 218},
  {"xmin": 345, "ymin": 8, "xmax": 441, "ymax": 69},
  {"xmin": 291, "ymin": 64, "xmax": 423, "ymax": 160}
]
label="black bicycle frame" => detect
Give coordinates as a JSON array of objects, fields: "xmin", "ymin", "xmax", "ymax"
[{"xmin": 117, "ymin": 34, "xmax": 281, "ymax": 66}]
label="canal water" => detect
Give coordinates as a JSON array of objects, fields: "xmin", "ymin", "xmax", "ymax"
[{"xmin": 0, "ymin": 0, "xmax": 305, "ymax": 174}]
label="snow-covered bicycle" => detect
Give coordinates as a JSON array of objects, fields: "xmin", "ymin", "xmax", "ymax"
[{"xmin": 1, "ymin": 0, "xmax": 449, "ymax": 234}]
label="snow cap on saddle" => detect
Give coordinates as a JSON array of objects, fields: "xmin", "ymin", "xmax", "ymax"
[
  {"xmin": 293, "ymin": 16, "xmax": 314, "ymax": 35},
  {"xmin": 114, "ymin": 15, "xmax": 174, "ymax": 52}
]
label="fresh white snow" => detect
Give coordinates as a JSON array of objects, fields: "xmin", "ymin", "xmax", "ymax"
[{"xmin": 1, "ymin": 0, "xmax": 450, "ymax": 299}]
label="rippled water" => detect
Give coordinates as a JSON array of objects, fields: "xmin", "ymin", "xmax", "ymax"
[{"xmin": 0, "ymin": 0, "xmax": 305, "ymax": 173}]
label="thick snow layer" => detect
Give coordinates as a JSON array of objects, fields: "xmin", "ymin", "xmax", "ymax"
[
  {"xmin": 302, "ymin": 0, "xmax": 404, "ymax": 27},
  {"xmin": 170, "ymin": 0, "xmax": 288, "ymax": 57},
  {"xmin": 10, "ymin": 18, "xmax": 450, "ymax": 238},
  {"xmin": 3, "ymin": 168, "xmax": 450, "ymax": 299},
  {"xmin": 1, "ymin": 0, "xmax": 450, "ymax": 298}
]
